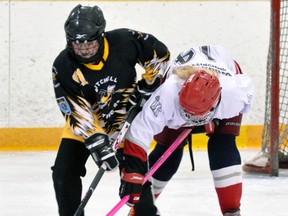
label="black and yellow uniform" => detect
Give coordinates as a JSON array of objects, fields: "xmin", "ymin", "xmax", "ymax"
[
  {"xmin": 51, "ymin": 28, "xmax": 169, "ymax": 216},
  {"xmin": 53, "ymin": 29, "xmax": 169, "ymax": 141}
]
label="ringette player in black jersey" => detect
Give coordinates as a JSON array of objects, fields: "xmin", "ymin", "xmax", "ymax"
[{"xmin": 51, "ymin": 4, "xmax": 170, "ymax": 216}]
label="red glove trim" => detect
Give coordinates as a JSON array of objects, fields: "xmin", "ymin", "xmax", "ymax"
[
  {"xmin": 121, "ymin": 169, "xmax": 144, "ymax": 184},
  {"xmin": 124, "ymin": 139, "xmax": 147, "ymax": 162}
]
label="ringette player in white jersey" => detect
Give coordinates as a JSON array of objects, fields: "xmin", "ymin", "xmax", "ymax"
[{"xmin": 118, "ymin": 45, "xmax": 254, "ymax": 216}]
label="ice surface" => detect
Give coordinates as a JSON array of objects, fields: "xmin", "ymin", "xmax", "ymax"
[{"xmin": 0, "ymin": 150, "xmax": 287, "ymax": 216}]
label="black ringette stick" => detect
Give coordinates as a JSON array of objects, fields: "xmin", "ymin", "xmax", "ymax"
[
  {"xmin": 74, "ymin": 107, "xmax": 139, "ymax": 216},
  {"xmin": 74, "ymin": 163, "xmax": 107, "ymax": 216}
]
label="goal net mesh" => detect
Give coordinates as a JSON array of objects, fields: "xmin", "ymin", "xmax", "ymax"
[
  {"xmin": 243, "ymin": 0, "xmax": 288, "ymax": 173},
  {"xmin": 262, "ymin": 0, "xmax": 288, "ymax": 164}
]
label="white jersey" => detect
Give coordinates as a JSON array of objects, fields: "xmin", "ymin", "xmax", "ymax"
[{"xmin": 126, "ymin": 45, "xmax": 254, "ymax": 152}]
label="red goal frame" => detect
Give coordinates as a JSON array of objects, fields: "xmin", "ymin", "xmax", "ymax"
[{"xmin": 270, "ymin": 0, "xmax": 280, "ymax": 176}]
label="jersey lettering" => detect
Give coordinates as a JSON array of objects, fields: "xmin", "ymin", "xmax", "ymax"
[
  {"xmin": 175, "ymin": 46, "xmax": 215, "ymax": 65},
  {"xmin": 201, "ymin": 46, "xmax": 215, "ymax": 61},
  {"xmin": 150, "ymin": 96, "xmax": 162, "ymax": 117},
  {"xmin": 175, "ymin": 49, "xmax": 195, "ymax": 64},
  {"xmin": 94, "ymin": 76, "xmax": 118, "ymax": 93}
]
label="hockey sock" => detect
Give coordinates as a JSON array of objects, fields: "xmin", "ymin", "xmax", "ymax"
[
  {"xmin": 208, "ymin": 134, "xmax": 242, "ymax": 214},
  {"xmin": 215, "ymin": 182, "xmax": 242, "ymax": 214},
  {"xmin": 149, "ymin": 143, "xmax": 184, "ymax": 198},
  {"xmin": 149, "ymin": 143, "xmax": 183, "ymax": 181},
  {"xmin": 150, "ymin": 177, "xmax": 169, "ymax": 199}
]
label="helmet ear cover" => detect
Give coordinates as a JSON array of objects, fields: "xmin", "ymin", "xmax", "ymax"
[{"xmin": 179, "ymin": 70, "xmax": 221, "ymax": 125}]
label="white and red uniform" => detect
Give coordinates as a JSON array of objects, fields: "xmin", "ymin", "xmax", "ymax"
[
  {"xmin": 124, "ymin": 45, "xmax": 254, "ymax": 215},
  {"xmin": 125, "ymin": 45, "xmax": 253, "ymax": 153}
]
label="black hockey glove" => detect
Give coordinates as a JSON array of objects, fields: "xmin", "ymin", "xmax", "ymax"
[
  {"xmin": 85, "ymin": 133, "xmax": 119, "ymax": 171},
  {"xmin": 127, "ymin": 76, "xmax": 162, "ymax": 112},
  {"xmin": 119, "ymin": 154, "xmax": 148, "ymax": 206}
]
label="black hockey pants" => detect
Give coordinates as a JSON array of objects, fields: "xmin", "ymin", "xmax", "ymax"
[{"xmin": 51, "ymin": 139, "xmax": 90, "ymax": 216}]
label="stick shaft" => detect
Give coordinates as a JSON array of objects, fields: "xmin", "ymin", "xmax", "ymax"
[
  {"xmin": 74, "ymin": 164, "xmax": 107, "ymax": 216},
  {"xmin": 106, "ymin": 128, "xmax": 192, "ymax": 216},
  {"xmin": 74, "ymin": 107, "xmax": 139, "ymax": 216}
]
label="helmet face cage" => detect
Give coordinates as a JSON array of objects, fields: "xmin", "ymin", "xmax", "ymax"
[
  {"xmin": 179, "ymin": 97, "xmax": 220, "ymax": 126},
  {"xmin": 64, "ymin": 4, "xmax": 106, "ymax": 64},
  {"xmin": 72, "ymin": 40, "xmax": 100, "ymax": 60}
]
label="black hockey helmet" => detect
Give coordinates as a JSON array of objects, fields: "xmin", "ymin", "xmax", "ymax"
[{"xmin": 64, "ymin": 4, "xmax": 106, "ymax": 64}]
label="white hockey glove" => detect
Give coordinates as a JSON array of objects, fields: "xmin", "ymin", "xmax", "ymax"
[{"xmin": 85, "ymin": 133, "xmax": 119, "ymax": 171}]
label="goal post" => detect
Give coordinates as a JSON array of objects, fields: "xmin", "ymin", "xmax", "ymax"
[
  {"xmin": 270, "ymin": 0, "xmax": 280, "ymax": 176},
  {"xmin": 243, "ymin": 0, "xmax": 288, "ymax": 176}
]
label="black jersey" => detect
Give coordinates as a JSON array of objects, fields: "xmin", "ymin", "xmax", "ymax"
[{"xmin": 52, "ymin": 28, "xmax": 170, "ymax": 140}]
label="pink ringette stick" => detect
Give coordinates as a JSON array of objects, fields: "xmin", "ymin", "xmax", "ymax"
[{"xmin": 106, "ymin": 128, "xmax": 192, "ymax": 216}]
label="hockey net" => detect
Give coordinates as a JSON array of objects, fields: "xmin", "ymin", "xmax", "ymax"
[{"xmin": 243, "ymin": 0, "xmax": 288, "ymax": 175}]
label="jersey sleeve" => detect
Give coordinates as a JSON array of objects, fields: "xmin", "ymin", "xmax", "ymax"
[
  {"xmin": 52, "ymin": 57, "xmax": 105, "ymax": 140},
  {"xmin": 131, "ymin": 30, "xmax": 170, "ymax": 83},
  {"xmin": 214, "ymin": 74, "xmax": 254, "ymax": 119},
  {"xmin": 124, "ymin": 76, "xmax": 180, "ymax": 161},
  {"xmin": 235, "ymin": 74, "xmax": 254, "ymax": 114},
  {"xmin": 209, "ymin": 45, "xmax": 238, "ymax": 74}
]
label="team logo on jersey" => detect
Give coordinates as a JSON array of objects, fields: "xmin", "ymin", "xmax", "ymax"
[
  {"xmin": 99, "ymin": 85, "xmax": 116, "ymax": 109},
  {"xmin": 56, "ymin": 97, "xmax": 71, "ymax": 115},
  {"xmin": 150, "ymin": 96, "xmax": 162, "ymax": 117}
]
